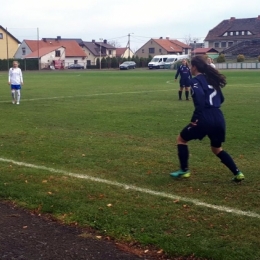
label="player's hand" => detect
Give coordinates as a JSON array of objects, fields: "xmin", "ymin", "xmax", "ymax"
[{"xmin": 190, "ymin": 120, "xmax": 198, "ymax": 127}]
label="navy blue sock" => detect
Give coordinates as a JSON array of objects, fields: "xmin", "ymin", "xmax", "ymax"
[
  {"xmin": 177, "ymin": 144, "xmax": 189, "ymax": 171},
  {"xmin": 178, "ymin": 91, "xmax": 182, "ymax": 99},
  {"xmin": 217, "ymin": 150, "xmax": 240, "ymax": 175},
  {"xmin": 185, "ymin": 91, "xmax": 189, "ymax": 99}
]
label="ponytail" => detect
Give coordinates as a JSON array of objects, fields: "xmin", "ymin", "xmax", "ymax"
[{"xmin": 191, "ymin": 56, "xmax": 226, "ymax": 89}]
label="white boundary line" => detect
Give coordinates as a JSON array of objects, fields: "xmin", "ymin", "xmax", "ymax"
[
  {"xmin": 0, "ymin": 157, "xmax": 259, "ymax": 219},
  {"xmin": 0, "ymin": 89, "xmax": 174, "ymax": 103},
  {"xmin": 0, "ymin": 81, "xmax": 258, "ymax": 104}
]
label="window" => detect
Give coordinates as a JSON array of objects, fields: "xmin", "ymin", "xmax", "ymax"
[
  {"xmin": 159, "ymin": 48, "xmax": 162, "ymax": 53},
  {"xmin": 22, "ymin": 47, "xmax": 26, "ymax": 55},
  {"xmin": 221, "ymin": 42, "xmax": 226, "ymax": 48},
  {"xmin": 214, "ymin": 42, "xmax": 219, "ymax": 48},
  {"xmin": 109, "ymin": 50, "xmax": 112, "ymax": 55},
  {"xmin": 0, "ymin": 33, "xmax": 3, "ymax": 39},
  {"xmin": 230, "ymin": 32, "xmax": 233, "ymax": 36},
  {"xmin": 142, "ymin": 49, "xmax": 144, "ymax": 53},
  {"xmin": 149, "ymin": 48, "xmax": 155, "ymax": 54},
  {"xmin": 74, "ymin": 60, "xmax": 78, "ymax": 64},
  {"xmin": 184, "ymin": 48, "xmax": 188, "ymax": 54},
  {"xmin": 228, "ymin": 42, "xmax": 233, "ymax": 47},
  {"xmin": 236, "ymin": 31, "xmax": 239, "ymax": 35},
  {"xmin": 55, "ymin": 50, "xmax": 61, "ymax": 57},
  {"xmin": 223, "ymin": 32, "xmax": 227, "ymax": 36},
  {"xmin": 242, "ymin": 31, "xmax": 245, "ymax": 35}
]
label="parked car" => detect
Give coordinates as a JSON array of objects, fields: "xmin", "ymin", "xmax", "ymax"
[
  {"xmin": 119, "ymin": 61, "xmax": 136, "ymax": 70},
  {"xmin": 67, "ymin": 64, "xmax": 85, "ymax": 69}
]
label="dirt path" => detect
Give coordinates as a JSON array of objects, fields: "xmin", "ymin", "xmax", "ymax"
[{"xmin": 0, "ymin": 201, "xmax": 148, "ymax": 260}]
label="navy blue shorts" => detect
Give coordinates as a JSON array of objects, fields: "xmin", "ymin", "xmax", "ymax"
[
  {"xmin": 180, "ymin": 112, "xmax": 226, "ymax": 148},
  {"xmin": 11, "ymin": 84, "xmax": 21, "ymax": 90},
  {"xmin": 179, "ymin": 78, "xmax": 190, "ymax": 88}
]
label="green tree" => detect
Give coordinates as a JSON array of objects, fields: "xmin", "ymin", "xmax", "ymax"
[
  {"xmin": 96, "ymin": 58, "xmax": 100, "ymax": 69},
  {"xmin": 217, "ymin": 54, "xmax": 226, "ymax": 63},
  {"xmin": 237, "ymin": 54, "xmax": 245, "ymax": 62},
  {"xmin": 111, "ymin": 57, "xmax": 118, "ymax": 68}
]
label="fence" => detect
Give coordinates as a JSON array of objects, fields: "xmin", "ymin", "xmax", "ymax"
[{"xmin": 215, "ymin": 62, "xmax": 260, "ymax": 69}]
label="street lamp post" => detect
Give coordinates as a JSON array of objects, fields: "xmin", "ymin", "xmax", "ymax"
[
  {"xmin": 127, "ymin": 33, "xmax": 134, "ymax": 58},
  {"xmin": 99, "ymin": 38, "xmax": 103, "ymax": 69}
]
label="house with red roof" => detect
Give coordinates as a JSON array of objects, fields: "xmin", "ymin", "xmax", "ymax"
[
  {"xmin": 14, "ymin": 39, "xmax": 86, "ymax": 69},
  {"xmin": 135, "ymin": 37, "xmax": 191, "ymax": 58},
  {"xmin": 191, "ymin": 47, "xmax": 219, "ymax": 59},
  {"xmin": 116, "ymin": 47, "xmax": 134, "ymax": 58}
]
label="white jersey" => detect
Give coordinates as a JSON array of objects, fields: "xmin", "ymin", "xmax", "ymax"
[
  {"xmin": 9, "ymin": 68, "xmax": 23, "ymax": 85},
  {"xmin": 209, "ymin": 63, "xmax": 216, "ymax": 68}
]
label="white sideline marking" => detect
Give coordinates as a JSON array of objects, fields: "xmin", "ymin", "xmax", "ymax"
[
  {"xmin": 0, "ymin": 89, "xmax": 174, "ymax": 103},
  {"xmin": 0, "ymin": 157, "xmax": 259, "ymax": 219}
]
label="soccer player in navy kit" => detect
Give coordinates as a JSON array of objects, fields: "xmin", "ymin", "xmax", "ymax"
[
  {"xmin": 170, "ymin": 56, "xmax": 244, "ymax": 182},
  {"xmin": 175, "ymin": 59, "xmax": 192, "ymax": 100}
]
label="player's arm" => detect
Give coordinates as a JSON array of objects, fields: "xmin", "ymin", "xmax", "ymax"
[
  {"xmin": 20, "ymin": 69, "xmax": 24, "ymax": 85},
  {"xmin": 190, "ymin": 80, "xmax": 205, "ymax": 122},
  {"xmin": 8, "ymin": 69, "xmax": 11, "ymax": 85},
  {"xmin": 175, "ymin": 67, "xmax": 180, "ymax": 80}
]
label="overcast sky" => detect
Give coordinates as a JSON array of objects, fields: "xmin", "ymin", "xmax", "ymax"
[{"xmin": 1, "ymin": 0, "xmax": 259, "ymax": 51}]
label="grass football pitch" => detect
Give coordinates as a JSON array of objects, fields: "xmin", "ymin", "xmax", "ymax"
[{"xmin": 0, "ymin": 69, "xmax": 259, "ymax": 260}]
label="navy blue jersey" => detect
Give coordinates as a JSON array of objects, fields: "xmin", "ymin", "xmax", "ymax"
[
  {"xmin": 175, "ymin": 65, "xmax": 192, "ymax": 80},
  {"xmin": 180, "ymin": 74, "xmax": 226, "ymax": 145},
  {"xmin": 190, "ymin": 74, "xmax": 224, "ymax": 122}
]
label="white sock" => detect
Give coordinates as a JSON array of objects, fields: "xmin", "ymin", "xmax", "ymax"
[
  {"xmin": 16, "ymin": 90, "xmax": 21, "ymax": 103},
  {"xmin": 11, "ymin": 90, "xmax": 15, "ymax": 100}
]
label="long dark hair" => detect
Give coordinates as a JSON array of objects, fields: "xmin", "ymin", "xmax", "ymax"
[{"xmin": 191, "ymin": 56, "xmax": 226, "ymax": 89}]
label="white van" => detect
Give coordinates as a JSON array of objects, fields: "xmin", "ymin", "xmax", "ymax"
[
  {"xmin": 163, "ymin": 55, "xmax": 190, "ymax": 69},
  {"xmin": 148, "ymin": 55, "xmax": 171, "ymax": 69}
]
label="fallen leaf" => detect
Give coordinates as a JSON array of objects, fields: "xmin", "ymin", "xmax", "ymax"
[{"xmin": 107, "ymin": 204, "xmax": 112, "ymax": 207}]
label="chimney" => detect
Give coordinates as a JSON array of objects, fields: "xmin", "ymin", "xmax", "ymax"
[
  {"xmin": 103, "ymin": 39, "xmax": 107, "ymax": 44},
  {"xmin": 159, "ymin": 37, "xmax": 163, "ymax": 39},
  {"xmin": 43, "ymin": 38, "xmax": 46, "ymax": 42},
  {"xmin": 92, "ymin": 39, "xmax": 95, "ymax": 43},
  {"xmin": 57, "ymin": 36, "xmax": 61, "ymax": 40},
  {"xmin": 257, "ymin": 15, "xmax": 260, "ymax": 19},
  {"xmin": 166, "ymin": 37, "xmax": 170, "ymax": 40},
  {"xmin": 230, "ymin": 17, "xmax": 236, "ymax": 21}
]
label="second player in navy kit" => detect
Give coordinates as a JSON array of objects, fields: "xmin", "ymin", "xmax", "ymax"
[
  {"xmin": 175, "ymin": 59, "xmax": 192, "ymax": 100},
  {"xmin": 170, "ymin": 56, "xmax": 244, "ymax": 182}
]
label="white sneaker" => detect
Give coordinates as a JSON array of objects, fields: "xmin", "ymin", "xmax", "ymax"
[
  {"xmin": 12, "ymin": 100, "xmax": 16, "ymax": 104},
  {"xmin": 16, "ymin": 102, "xmax": 20, "ymax": 105}
]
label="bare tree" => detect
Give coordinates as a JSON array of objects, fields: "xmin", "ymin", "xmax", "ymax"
[
  {"xmin": 108, "ymin": 40, "xmax": 121, "ymax": 48},
  {"xmin": 184, "ymin": 34, "xmax": 200, "ymax": 45}
]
